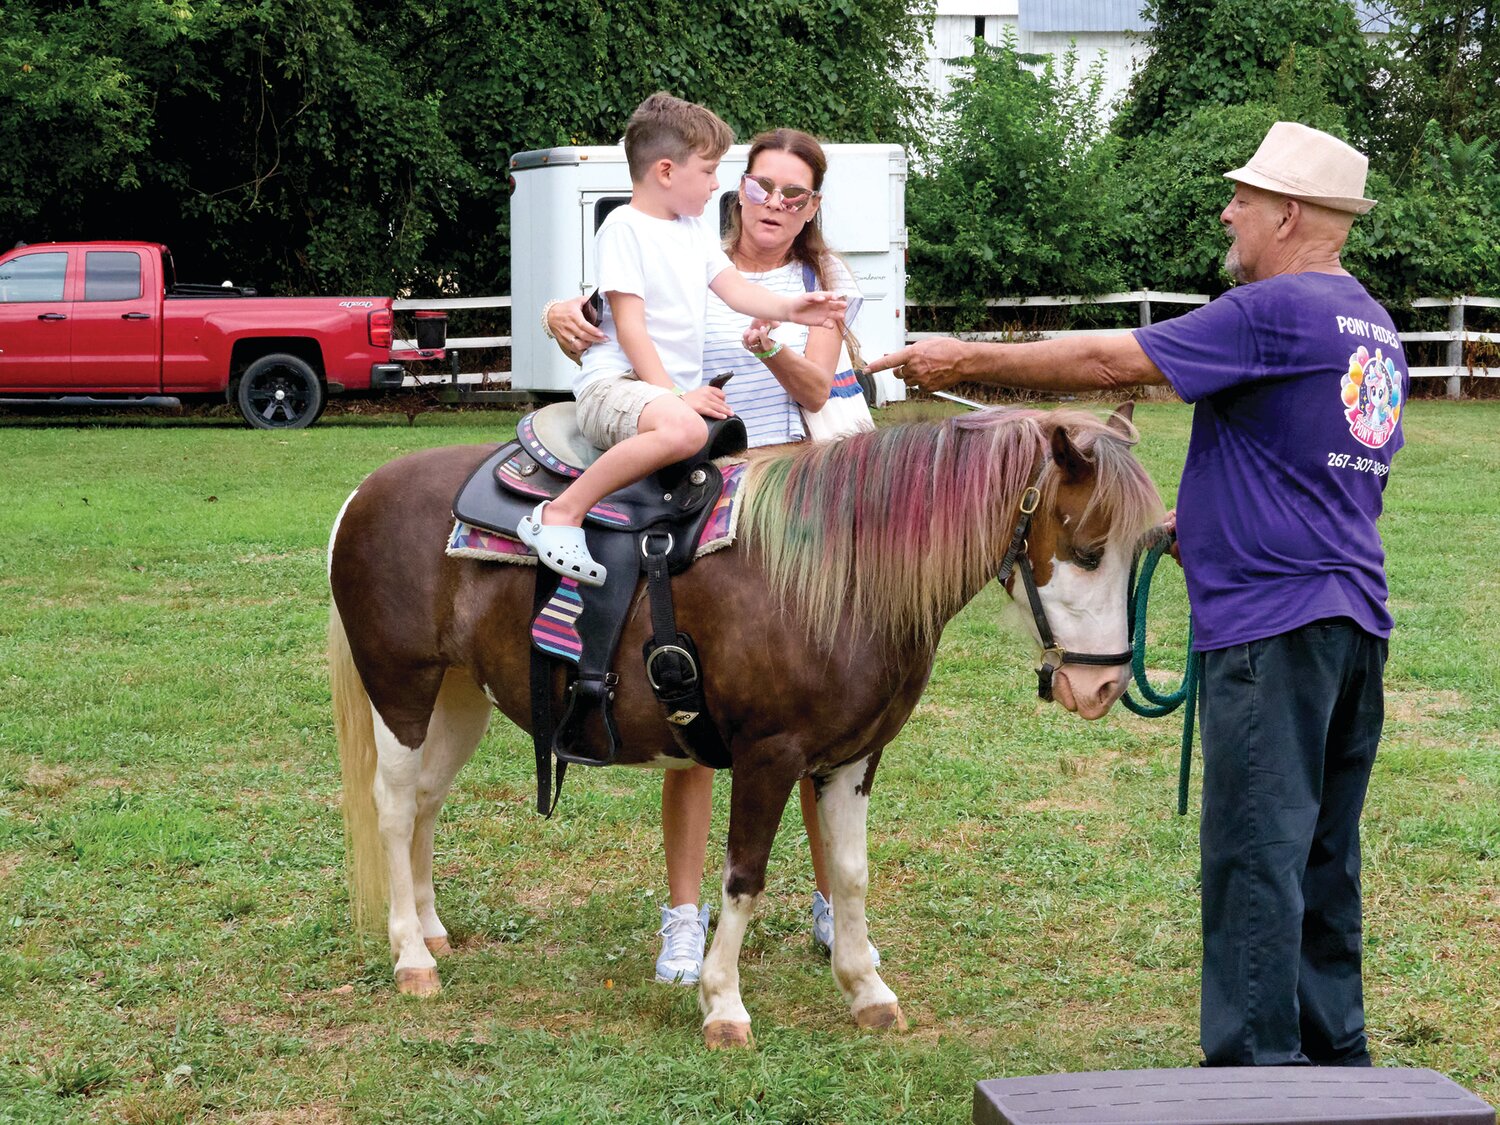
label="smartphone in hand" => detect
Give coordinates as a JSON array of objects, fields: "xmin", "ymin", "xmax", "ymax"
[{"xmin": 582, "ymin": 288, "xmax": 604, "ymax": 327}]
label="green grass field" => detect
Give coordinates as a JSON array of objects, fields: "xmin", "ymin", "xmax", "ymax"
[{"xmin": 1, "ymin": 399, "xmax": 1496, "ymax": 1123}]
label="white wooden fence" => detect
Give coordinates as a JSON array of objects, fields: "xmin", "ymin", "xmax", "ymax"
[
  {"xmin": 395, "ymin": 291, "xmax": 1498, "ymax": 398},
  {"xmin": 1401, "ymin": 297, "xmax": 1500, "ymax": 396}
]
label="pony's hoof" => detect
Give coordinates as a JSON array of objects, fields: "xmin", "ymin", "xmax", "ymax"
[
  {"xmin": 853, "ymin": 1002, "xmax": 907, "ymax": 1031},
  {"xmin": 395, "ymin": 967, "xmax": 442, "ymax": 997},
  {"xmin": 703, "ymin": 1021, "xmax": 754, "ymax": 1050},
  {"xmin": 424, "ymin": 935, "xmax": 453, "ymax": 956}
]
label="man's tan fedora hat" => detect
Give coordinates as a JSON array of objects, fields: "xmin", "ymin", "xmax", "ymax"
[{"xmin": 1225, "ymin": 121, "xmax": 1376, "ymax": 214}]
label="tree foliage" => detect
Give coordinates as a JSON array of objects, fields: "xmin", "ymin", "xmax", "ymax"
[
  {"xmin": 6, "ymin": 1, "xmax": 1499, "ymax": 303},
  {"xmin": 1349, "ymin": 2, "xmax": 1500, "ymax": 299},
  {"xmin": 1112, "ymin": 45, "xmax": 1362, "ymax": 295},
  {"xmin": 1346, "ymin": 125, "xmax": 1500, "ymax": 301},
  {"xmin": 397, "ymin": 0, "xmax": 934, "ymax": 294},
  {"xmin": 904, "ymin": 0, "xmax": 1500, "ymax": 306},
  {"xmin": 1112, "ymin": 103, "xmax": 1280, "ymax": 295},
  {"xmin": 0, "ymin": 0, "xmax": 933, "ymax": 295},
  {"xmin": 907, "ymin": 35, "xmax": 1124, "ymax": 322},
  {"xmin": 0, "ymin": 0, "xmax": 465, "ymax": 293},
  {"xmin": 1371, "ymin": 1, "xmax": 1500, "ymax": 156},
  {"xmin": 0, "ymin": 1, "xmax": 201, "ymax": 227},
  {"xmin": 1113, "ymin": 0, "xmax": 1377, "ymax": 143}
]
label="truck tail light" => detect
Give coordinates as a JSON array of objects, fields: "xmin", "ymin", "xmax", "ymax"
[{"xmin": 368, "ymin": 308, "xmax": 393, "ymax": 348}]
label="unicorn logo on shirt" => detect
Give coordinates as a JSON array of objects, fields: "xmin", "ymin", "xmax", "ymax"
[{"xmin": 1339, "ymin": 346, "xmax": 1402, "ymax": 449}]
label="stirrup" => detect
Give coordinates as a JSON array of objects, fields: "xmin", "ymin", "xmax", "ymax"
[{"xmin": 517, "ymin": 501, "xmax": 606, "ymax": 586}]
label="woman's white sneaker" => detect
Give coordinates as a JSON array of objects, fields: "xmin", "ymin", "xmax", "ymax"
[
  {"xmin": 654, "ymin": 902, "xmax": 710, "ymax": 985},
  {"xmin": 811, "ymin": 890, "xmax": 881, "ymax": 966}
]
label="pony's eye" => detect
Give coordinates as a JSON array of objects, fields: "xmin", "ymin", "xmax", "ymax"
[{"xmin": 1072, "ymin": 546, "xmax": 1104, "ymax": 571}]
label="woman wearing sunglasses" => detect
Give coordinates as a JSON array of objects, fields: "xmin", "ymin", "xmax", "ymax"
[{"xmin": 545, "ymin": 127, "xmax": 876, "ymax": 986}]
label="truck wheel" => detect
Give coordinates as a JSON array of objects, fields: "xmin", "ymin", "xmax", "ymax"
[{"xmin": 234, "ymin": 354, "xmax": 326, "ymax": 429}]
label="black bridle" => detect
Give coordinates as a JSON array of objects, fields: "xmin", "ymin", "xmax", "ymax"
[{"xmin": 995, "ymin": 481, "xmax": 1133, "ymax": 701}]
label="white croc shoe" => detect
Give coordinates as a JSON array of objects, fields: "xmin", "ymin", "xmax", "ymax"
[
  {"xmin": 811, "ymin": 891, "xmax": 881, "ymax": 967},
  {"xmin": 655, "ymin": 902, "xmax": 710, "ymax": 985},
  {"xmin": 517, "ymin": 501, "xmax": 606, "ymax": 587}
]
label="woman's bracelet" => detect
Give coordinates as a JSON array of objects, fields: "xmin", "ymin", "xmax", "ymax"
[
  {"xmin": 752, "ymin": 342, "xmax": 783, "ymax": 361},
  {"xmin": 541, "ymin": 299, "xmax": 561, "ymax": 340}
]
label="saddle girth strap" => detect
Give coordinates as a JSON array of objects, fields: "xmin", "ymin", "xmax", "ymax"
[{"xmin": 640, "ymin": 529, "xmax": 731, "ymax": 770}]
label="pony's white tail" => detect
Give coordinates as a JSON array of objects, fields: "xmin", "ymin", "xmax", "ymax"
[{"xmin": 329, "ymin": 599, "xmax": 387, "ymax": 933}]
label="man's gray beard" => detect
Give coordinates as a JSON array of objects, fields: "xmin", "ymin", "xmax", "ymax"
[{"xmin": 1223, "ymin": 244, "xmax": 1247, "ymax": 284}]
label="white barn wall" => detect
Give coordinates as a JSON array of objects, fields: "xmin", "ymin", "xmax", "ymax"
[
  {"xmin": 927, "ymin": 3, "xmax": 1147, "ymax": 122},
  {"xmin": 1010, "ymin": 0, "xmax": 1153, "ymax": 121}
]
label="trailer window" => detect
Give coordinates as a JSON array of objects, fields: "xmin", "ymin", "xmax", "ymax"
[
  {"xmin": 593, "ymin": 196, "xmax": 630, "ymax": 231},
  {"xmin": 85, "ymin": 251, "xmax": 143, "ymax": 301},
  {"xmin": 0, "ymin": 252, "xmax": 67, "ymax": 303}
]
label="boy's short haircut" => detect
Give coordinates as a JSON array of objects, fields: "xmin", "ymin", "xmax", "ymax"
[{"xmin": 624, "ymin": 92, "xmax": 734, "ymax": 181}]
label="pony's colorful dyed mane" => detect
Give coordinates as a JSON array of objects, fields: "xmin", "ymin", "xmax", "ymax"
[{"xmin": 737, "ymin": 407, "xmax": 1161, "ymax": 650}]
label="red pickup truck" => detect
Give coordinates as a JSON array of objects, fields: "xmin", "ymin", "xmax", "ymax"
[{"xmin": 0, "ymin": 240, "xmax": 443, "ymax": 429}]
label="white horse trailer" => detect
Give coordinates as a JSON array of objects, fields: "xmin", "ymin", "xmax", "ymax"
[{"xmin": 509, "ymin": 143, "xmax": 908, "ymax": 403}]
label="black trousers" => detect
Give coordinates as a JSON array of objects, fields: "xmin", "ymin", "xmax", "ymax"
[{"xmin": 1198, "ymin": 618, "xmax": 1386, "ymax": 1066}]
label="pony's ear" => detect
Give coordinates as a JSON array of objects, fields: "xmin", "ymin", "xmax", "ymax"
[
  {"xmin": 1050, "ymin": 426, "xmax": 1093, "ymax": 484},
  {"xmin": 1108, "ymin": 401, "xmax": 1136, "ymax": 432}
]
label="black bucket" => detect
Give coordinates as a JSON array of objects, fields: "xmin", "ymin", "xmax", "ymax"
[{"xmin": 414, "ymin": 309, "xmax": 447, "ymax": 350}]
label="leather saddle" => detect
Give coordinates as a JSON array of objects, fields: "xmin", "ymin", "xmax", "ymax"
[
  {"xmin": 453, "ymin": 402, "xmax": 745, "ymax": 560},
  {"xmin": 451, "ymin": 403, "xmax": 748, "ymax": 812}
]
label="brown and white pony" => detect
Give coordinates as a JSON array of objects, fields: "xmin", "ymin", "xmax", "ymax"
[{"xmin": 328, "ymin": 405, "xmax": 1161, "ymax": 1047}]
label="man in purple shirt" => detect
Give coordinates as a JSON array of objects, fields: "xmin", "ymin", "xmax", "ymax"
[{"xmin": 870, "ymin": 122, "xmax": 1406, "ymax": 1068}]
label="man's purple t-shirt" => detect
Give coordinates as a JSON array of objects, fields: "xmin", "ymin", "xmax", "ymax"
[{"xmin": 1134, "ymin": 272, "xmax": 1407, "ymax": 652}]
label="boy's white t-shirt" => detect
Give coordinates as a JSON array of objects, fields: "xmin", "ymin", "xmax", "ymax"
[{"xmin": 576, "ymin": 205, "xmax": 733, "ymax": 395}]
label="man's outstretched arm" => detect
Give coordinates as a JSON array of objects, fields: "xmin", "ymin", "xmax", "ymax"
[{"xmin": 865, "ymin": 332, "xmax": 1167, "ymax": 394}]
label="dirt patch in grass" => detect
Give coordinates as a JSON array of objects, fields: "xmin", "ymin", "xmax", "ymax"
[
  {"xmin": 912, "ymin": 702, "xmax": 970, "ymax": 720},
  {"xmin": 885, "ymin": 817, "xmax": 992, "ymax": 857},
  {"xmin": 1386, "ymin": 688, "xmax": 1468, "ymax": 724},
  {"xmin": 24, "ymin": 763, "xmax": 77, "ymax": 797},
  {"xmin": 492, "ymin": 878, "xmax": 571, "ymax": 917},
  {"xmin": 467, "ymin": 982, "xmax": 680, "ymax": 1039},
  {"xmin": 463, "ymin": 783, "xmax": 530, "ymax": 806},
  {"xmin": 229, "ymin": 1099, "xmax": 347, "ymax": 1123},
  {"xmin": 235, "ymin": 550, "xmax": 323, "ymax": 565},
  {"xmin": 1371, "ymin": 998, "xmax": 1454, "ymax": 1048},
  {"xmin": 491, "ymin": 995, "xmax": 603, "ymax": 1036},
  {"xmin": 1110, "ymin": 711, "xmax": 1168, "ymax": 736},
  {"xmin": 115, "ymin": 1087, "xmax": 205, "ymax": 1124},
  {"xmin": 473, "ymin": 847, "xmax": 660, "ymax": 912},
  {"xmin": 1020, "ymin": 795, "xmax": 1109, "ymax": 814},
  {"xmin": 219, "ymin": 1000, "xmax": 375, "ymax": 1051}
]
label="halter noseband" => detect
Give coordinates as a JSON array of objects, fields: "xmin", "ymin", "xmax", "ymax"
[{"xmin": 996, "ymin": 477, "xmax": 1133, "ymax": 701}]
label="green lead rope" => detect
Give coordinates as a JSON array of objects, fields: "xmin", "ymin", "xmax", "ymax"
[{"xmin": 1121, "ymin": 527, "xmax": 1201, "ymax": 815}]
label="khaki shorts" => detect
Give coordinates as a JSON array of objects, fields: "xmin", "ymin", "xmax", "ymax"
[{"xmin": 575, "ymin": 373, "xmax": 677, "ymax": 449}]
